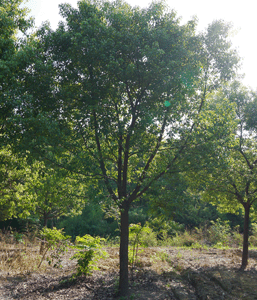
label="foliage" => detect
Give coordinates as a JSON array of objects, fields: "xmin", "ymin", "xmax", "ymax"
[
  {"xmin": 147, "ymin": 172, "xmax": 220, "ymax": 229},
  {"xmin": 0, "ymin": 147, "xmax": 34, "ymax": 221},
  {"xmin": 71, "ymin": 234, "xmax": 107, "ymax": 277},
  {"xmin": 0, "ymin": 0, "xmax": 34, "ymax": 147},
  {"xmin": 28, "ymin": 161, "xmax": 85, "ymax": 227},
  {"xmin": 0, "ymin": 0, "xmax": 35, "ymax": 222},
  {"xmin": 38, "ymin": 227, "xmax": 70, "ymax": 269},
  {"xmin": 170, "ymin": 231, "xmax": 197, "ymax": 247},
  {"xmin": 57, "ymin": 199, "xmax": 119, "ymax": 239},
  {"xmin": 146, "ymin": 217, "xmax": 184, "ymax": 240},
  {"xmin": 249, "ymin": 223, "xmax": 257, "ymax": 247}
]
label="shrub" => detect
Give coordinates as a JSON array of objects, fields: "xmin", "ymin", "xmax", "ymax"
[
  {"xmin": 146, "ymin": 218, "xmax": 184, "ymax": 241},
  {"xmin": 71, "ymin": 234, "xmax": 107, "ymax": 277},
  {"xmin": 38, "ymin": 227, "xmax": 70, "ymax": 269},
  {"xmin": 249, "ymin": 223, "xmax": 257, "ymax": 247},
  {"xmin": 170, "ymin": 231, "xmax": 197, "ymax": 247},
  {"xmin": 207, "ymin": 218, "xmax": 231, "ymax": 246}
]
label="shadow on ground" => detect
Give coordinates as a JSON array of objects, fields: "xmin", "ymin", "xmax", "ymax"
[{"xmin": 2, "ymin": 248, "xmax": 257, "ymax": 299}]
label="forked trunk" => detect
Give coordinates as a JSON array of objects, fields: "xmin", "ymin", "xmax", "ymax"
[
  {"xmin": 118, "ymin": 202, "xmax": 129, "ymax": 296},
  {"xmin": 241, "ymin": 202, "xmax": 250, "ymax": 270}
]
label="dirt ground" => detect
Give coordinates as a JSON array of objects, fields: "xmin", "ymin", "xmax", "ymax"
[{"xmin": 1, "ymin": 247, "xmax": 257, "ymax": 299}]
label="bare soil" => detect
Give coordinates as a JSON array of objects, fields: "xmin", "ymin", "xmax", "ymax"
[{"xmin": 1, "ymin": 246, "xmax": 257, "ymax": 299}]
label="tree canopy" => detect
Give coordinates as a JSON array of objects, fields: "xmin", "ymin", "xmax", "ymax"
[{"xmin": 0, "ymin": 0, "xmax": 33, "ymax": 147}]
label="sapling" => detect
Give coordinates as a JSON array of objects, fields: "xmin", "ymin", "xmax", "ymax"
[
  {"xmin": 129, "ymin": 223, "xmax": 156, "ymax": 277},
  {"xmin": 71, "ymin": 234, "xmax": 107, "ymax": 278}
]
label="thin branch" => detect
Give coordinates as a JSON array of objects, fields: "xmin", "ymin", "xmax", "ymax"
[{"xmin": 239, "ymin": 148, "xmax": 253, "ymax": 170}]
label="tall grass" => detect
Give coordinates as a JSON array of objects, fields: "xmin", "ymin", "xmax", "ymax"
[{"xmin": 0, "ymin": 229, "xmax": 42, "ymax": 275}]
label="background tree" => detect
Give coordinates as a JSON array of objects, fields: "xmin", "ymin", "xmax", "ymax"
[
  {"xmin": 17, "ymin": 0, "xmax": 239, "ymax": 295},
  {"xmin": 147, "ymin": 171, "xmax": 220, "ymax": 229},
  {"xmin": 28, "ymin": 162, "xmax": 85, "ymax": 227},
  {"xmin": 192, "ymin": 81, "xmax": 257, "ymax": 270},
  {"xmin": 0, "ymin": 146, "xmax": 34, "ymax": 221}
]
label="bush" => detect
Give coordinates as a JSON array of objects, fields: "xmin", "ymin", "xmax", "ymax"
[
  {"xmin": 249, "ymin": 223, "xmax": 257, "ymax": 247},
  {"xmin": 71, "ymin": 234, "xmax": 107, "ymax": 277},
  {"xmin": 38, "ymin": 227, "xmax": 70, "ymax": 269},
  {"xmin": 207, "ymin": 218, "xmax": 231, "ymax": 247},
  {"xmin": 57, "ymin": 204, "xmax": 118, "ymax": 240},
  {"xmin": 146, "ymin": 217, "xmax": 184, "ymax": 241},
  {"xmin": 170, "ymin": 231, "xmax": 198, "ymax": 247}
]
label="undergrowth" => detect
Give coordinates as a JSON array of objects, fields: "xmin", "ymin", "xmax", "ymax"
[{"xmin": 1, "ymin": 218, "xmax": 257, "ymax": 276}]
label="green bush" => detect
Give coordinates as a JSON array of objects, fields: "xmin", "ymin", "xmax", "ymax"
[
  {"xmin": 231, "ymin": 225, "xmax": 243, "ymax": 248},
  {"xmin": 146, "ymin": 217, "xmax": 184, "ymax": 241},
  {"xmin": 249, "ymin": 223, "xmax": 257, "ymax": 247},
  {"xmin": 71, "ymin": 234, "xmax": 107, "ymax": 277}
]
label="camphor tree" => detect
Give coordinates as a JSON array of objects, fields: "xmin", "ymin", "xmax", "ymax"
[
  {"xmin": 28, "ymin": 162, "xmax": 85, "ymax": 227},
  {"xmin": 192, "ymin": 81, "xmax": 257, "ymax": 270},
  {"xmin": 17, "ymin": 0, "xmax": 239, "ymax": 295}
]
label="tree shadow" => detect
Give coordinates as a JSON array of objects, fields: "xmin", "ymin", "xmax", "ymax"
[{"xmin": 4, "ymin": 262, "xmax": 257, "ymax": 299}]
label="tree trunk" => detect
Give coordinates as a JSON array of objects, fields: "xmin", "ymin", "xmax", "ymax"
[
  {"xmin": 40, "ymin": 216, "xmax": 48, "ymax": 255},
  {"xmin": 241, "ymin": 202, "xmax": 250, "ymax": 270},
  {"xmin": 118, "ymin": 202, "xmax": 129, "ymax": 296}
]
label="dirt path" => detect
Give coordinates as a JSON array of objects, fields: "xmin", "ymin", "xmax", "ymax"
[{"xmin": 1, "ymin": 247, "xmax": 257, "ymax": 299}]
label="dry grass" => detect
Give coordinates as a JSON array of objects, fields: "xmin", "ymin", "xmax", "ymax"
[
  {"xmin": 97, "ymin": 247, "xmax": 182, "ymax": 276},
  {"xmin": 0, "ymin": 230, "xmax": 48, "ymax": 275},
  {"xmin": 2, "ymin": 231, "xmax": 257, "ymax": 300},
  {"xmin": 0, "ymin": 224, "xmax": 253, "ymax": 279}
]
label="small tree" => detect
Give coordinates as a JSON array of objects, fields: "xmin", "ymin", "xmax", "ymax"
[{"xmin": 193, "ymin": 81, "xmax": 257, "ymax": 270}]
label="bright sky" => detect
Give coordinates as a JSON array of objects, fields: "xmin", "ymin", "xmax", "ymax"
[{"xmin": 24, "ymin": 0, "xmax": 257, "ymax": 90}]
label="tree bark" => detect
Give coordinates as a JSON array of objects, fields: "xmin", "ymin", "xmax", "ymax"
[
  {"xmin": 241, "ymin": 202, "xmax": 250, "ymax": 270},
  {"xmin": 118, "ymin": 201, "xmax": 129, "ymax": 296}
]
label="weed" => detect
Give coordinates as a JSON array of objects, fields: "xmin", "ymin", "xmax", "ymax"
[
  {"xmin": 157, "ymin": 251, "xmax": 169, "ymax": 262},
  {"xmin": 176, "ymin": 251, "xmax": 183, "ymax": 259}
]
